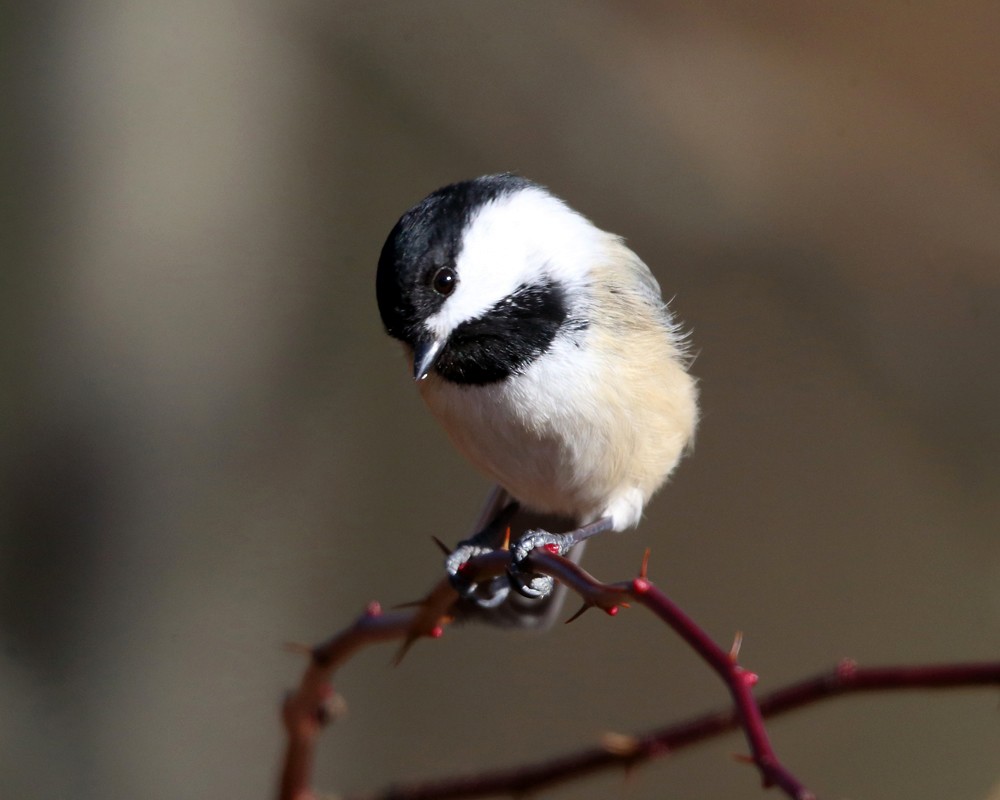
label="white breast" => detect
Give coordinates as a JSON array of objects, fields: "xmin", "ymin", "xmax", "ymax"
[{"xmin": 418, "ymin": 313, "xmax": 698, "ymax": 530}]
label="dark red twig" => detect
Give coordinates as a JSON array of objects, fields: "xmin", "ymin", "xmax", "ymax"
[
  {"xmin": 527, "ymin": 548, "xmax": 809, "ymax": 798},
  {"xmin": 334, "ymin": 660, "xmax": 1000, "ymax": 800},
  {"xmin": 280, "ymin": 552, "xmax": 510, "ymax": 800},
  {"xmin": 278, "ymin": 549, "xmax": 1000, "ymax": 800},
  {"xmin": 632, "ymin": 576, "xmax": 807, "ymax": 797}
]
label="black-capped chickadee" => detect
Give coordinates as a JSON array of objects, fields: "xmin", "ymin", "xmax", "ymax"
[{"xmin": 376, "ymin": 174, "xmax": 698, "ymax": 624}]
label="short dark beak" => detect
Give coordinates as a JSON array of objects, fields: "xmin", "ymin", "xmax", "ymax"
[{"xmin": 412, "ymin": 337, "xmax": 444, "ymax": 381}]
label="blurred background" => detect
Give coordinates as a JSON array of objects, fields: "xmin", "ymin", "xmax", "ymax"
[{"xmin": 2, "ymin": 2, "xmax": 998, "ymax": 798}]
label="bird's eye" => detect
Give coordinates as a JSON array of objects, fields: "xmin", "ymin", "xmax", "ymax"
[{"xmin": 431, "ymin": 266, "xmax": 458, "ymax": 296}]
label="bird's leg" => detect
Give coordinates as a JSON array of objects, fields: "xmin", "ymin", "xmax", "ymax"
[
  {"xmin": 445, "ymin": 501, "xmax": 520, "ymax": 608},
  {"xmin": 509, "ymin": 517, "xmax": 615, "ymax": 598}
]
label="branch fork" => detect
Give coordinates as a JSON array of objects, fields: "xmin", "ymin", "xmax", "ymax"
[{"xmin": 279, "ymin": 543, "xmax": 1000, "ymax": 800}]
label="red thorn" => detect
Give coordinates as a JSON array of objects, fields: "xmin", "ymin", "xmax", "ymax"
[
  {"xmin": 739, "ymin": 669, "xmax": 759, "ymax": 687},
  {"xmin": 729, "ymin": 630, "xmax": 744, "ymax": 662},
  {"xmin": 431, "ymin": 536, "xmax": 451, "ymax": 555},
  {"xmin": 366, "ymin": 601, "xmax": 382, "ymax": 617},
  {"xmin": 320, "ymin": 691, "xmax": 348, "ymax": 724},
  {"xmin": 391, "ymin": 599, "xmax": 427, "ymax": 610},
  {"xmin": 457, "ymin": 561, "xmax": 469, "ymax": 573},
  {"xmin": 601, "ymin": 731, "xmax": 641, "ymax": 757},
  {"xmin": 502, "ymin": 527, "xmax": 511, "ymax": 550},
  {"xmin": 632, "ymin": 576, "xmax": 651, "ymax": 594},
  {"xmin": 605, "ymin": 605, "xmax": 619, "ymax": 617},
  {"xmin": 564, "ymin": 602, "xmax": 592, "ymax": 624},
  {"xmin": 543, "ymin": 543, "xmax": 560, "ymax": 555},
  {"xmin": 731, "ymin": 752, "xmax": 756, "ymax": 765},
  {"xmin": 639, "ymin": 548, "xmax": 651, "ymax": 579},
  {"xmin": 429, "ymin": 625, "xmax": 445, "ymax": 639},
  {"xmin": 837, "ymin": 658, "xmax": 859, "ymax": 680},
  {"xmin": 392, "ymin": 633, "xmax": 419, "ymax": 666}
]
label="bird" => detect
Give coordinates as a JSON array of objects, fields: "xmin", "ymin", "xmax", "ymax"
[{"xmin": 376, "ymin": 174, "xmax": 698, "ymax": 624}]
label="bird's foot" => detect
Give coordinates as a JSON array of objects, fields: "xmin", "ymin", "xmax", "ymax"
[
  {"xmin": 508, "ymin": 530, "xmax": 567, "ymax": 599},
  {"xmin": 445, "ymin": 542, "xmax": 510, "ymax": 608},
  {"xmin": 509, "ymin": 517, "xmax": 615, "ymax": 599}
]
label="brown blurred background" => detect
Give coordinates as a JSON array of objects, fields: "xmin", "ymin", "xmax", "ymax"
[{"xmin": 2, "ymin": 2, "xmax": 998, "ymax": 798}]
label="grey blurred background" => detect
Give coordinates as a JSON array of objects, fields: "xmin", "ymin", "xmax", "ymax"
[{"xmin": 2, "ymin": 2, "xmax": 998, "ymax": 798}]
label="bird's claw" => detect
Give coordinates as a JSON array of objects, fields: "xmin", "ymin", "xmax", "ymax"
[
  {"xmin": 508, "ymin": 530, "xmax": 566, "ymax": 599},
  {"xmin": 445, "ymin": 542, "xmax": 510, "ymax": 608},
  {"xmin": 447, "ymin": 527, "xmax": 569, "ymax": 604}
]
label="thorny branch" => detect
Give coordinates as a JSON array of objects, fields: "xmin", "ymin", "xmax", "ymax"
[{"xmin": 278, "ymin": 547, "xmax": 1000, "ymax": 800}]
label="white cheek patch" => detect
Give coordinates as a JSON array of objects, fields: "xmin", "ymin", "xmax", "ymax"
[{"xmin": 424, "ymin": 187, "xmax": 604, "ymax": 339}]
